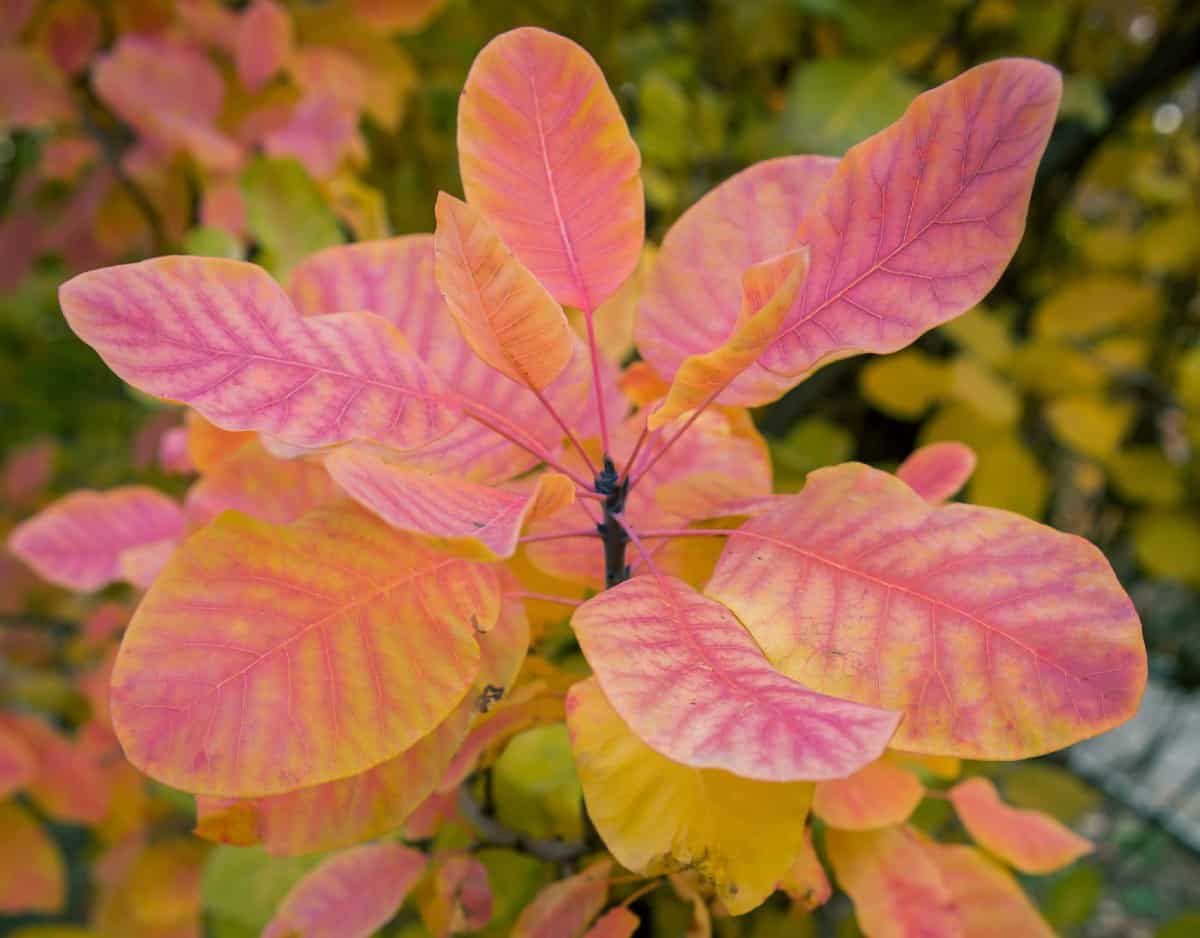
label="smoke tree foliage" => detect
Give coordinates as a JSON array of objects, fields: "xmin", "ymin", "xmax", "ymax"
[{"xmin": 7, "ymin": 25, "xmax": 1149, "ymax": 938}]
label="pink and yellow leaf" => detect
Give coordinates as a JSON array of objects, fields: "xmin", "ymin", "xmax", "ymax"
[
  {"xmin": 707, "ymin": 462, "xmax": 1146, "ymax": 759},
  {"xmin": 457, "ymin": 27, "xmax": 643, "ymax": 312},
  {"xmin": 812, "ymin": 757, "xmax": 925, "ymax": 831},
  {"xmin": 511, "ymin": 857, "xmax": 611, "ymax": 938},
  {"xmin": 896, "ymin": 442, "xmax": 977, "ymax": 503},
  {"xmin": 111, "ymin": 503, "xmax": 495, "ymax": 797}
]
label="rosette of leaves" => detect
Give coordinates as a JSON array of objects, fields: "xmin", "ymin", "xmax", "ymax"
[{"xmin": 9, "ymin": 27, "xmax": 1147, "ymax": 936}]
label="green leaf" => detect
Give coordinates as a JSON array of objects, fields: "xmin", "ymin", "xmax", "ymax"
[
  {"xmin": 776, "ymin": 59, "xmax": 920, "ymax": 156},
  {"xmin": 1001, "ymin": 764, "xmax": 1100, "ymax": 824},
  {"xmin": 474, "ymin": 848, "xmax": 555, "ymax": 937},
  {"xmin": 771, "ymin": 416, "xmax": 855, "ymax": 491},
  {"xmin": 240, "ymin": 157, "xmax": 343, "ymax": 280},
  {"xmin": 492, "ymin": 724, "xmax": 583, "ymax": 842},
  {"xmin": 1043, "ymin": 864, "xmax": 1102, "ymax": 931},
  {"xmin": 202, "ymin": 845, "xmax": 326, "ymax": 937},
  {"xmin": 182, "ymin": 226, "xmax": 244, "ymax": 260}
]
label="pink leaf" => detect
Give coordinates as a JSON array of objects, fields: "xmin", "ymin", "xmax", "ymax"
[
  {"xmin": 896, "ymin": 441, "xmax": 977, "ymax": 503},
  {"xmin": 949, "ymin": 776, "xmax": 1092, "ymax": 873},
  {"xmin": 93, "ymin": 35, "xmax": 242, "ymax": 171},
  {"xmin": 2, "ymin": 714, "xmax": 111, "ymax": 824},
  {"xmin": 512, "ymin": 858, "xmax": 611, "ymax": 938},
  {"xmin": 0, "ymin": 720, "xmax": 37, "ymax": 798},
  {"xmin": 572, "ymin": 575, "xmax": 900, "ymax": 781},
  {"xmin": 707, "ymin": 462, "xmax": 1146, "ymax": 758},
  {"xmin": 60, "ymin": 256, "xmax": 458, "ymax": 451},
  {"xmin": 8, "ymin": 486, "xmax": 185, "ymax": 592},
  {"xmin": 0, "ymin": 47, "xmax": 74, "ymax": 128},
  {"xmin": 758, "ymin": 60, "xmax": 1062, "ymax": 393},
  {"xmin": 457, "ymin": 27, "xmax": 643, "ymax": 311},
  {"xmin": 264, "ymin": 92, "xmax": 361, "ymax": 180},
  {"xmin": 288, "ymin": 236, "xmax": 598, "ymax": 482},
  {"xmin": 635, "ymin": 156, "xmax": 837, "ymax": 404},
  {"xmin": 263, "ymin": 842, "xmax": 427, "ymax": 938},
  {"xmin": 419, "ymin": 854, "xmax": 494, "ymax": 935},
  {"xmin": 37, "ymin": 0, "xmax": 102, "ymax": 77},
  {"xmin": 583, "ymin": 907, "xmax": 639, "ymax": 938},
  {"xmin": 326, "ymin": 447, "xmax": 574, "ymax": 560},
  {"xmin": 235, "ymin": 0, "xmax": 293, "ymax": 93}
]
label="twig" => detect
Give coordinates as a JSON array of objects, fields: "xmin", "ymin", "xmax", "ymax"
[{"xmin": 457, "ymin": 785, "xmax": 591, "ymax": 863}]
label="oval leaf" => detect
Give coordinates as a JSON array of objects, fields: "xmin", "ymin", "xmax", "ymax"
[
  {"xmin": 0, "ymin": 801, "xmax": 64, "ymax": 914},
  {"xmin": 434, "ymin": 193, "xmax": 574, "ymax": 390},
  {"xmin": 812, "ymin": 757, "xmax": 924, "ymax": 831},
  {"xmin": 896, "ymin": 441, "xmax": 977, "ymax": 503},
  {"xmin": 649, "ymin": 247, "xmax": 810, "ymax": 430},
  {"xmin": 263, "ymin": 843, "xmax": 427, "ymax": 938},
  {"xmin": 511, "ymin": 857, "xmax": 611, "ymax": 938},
  {"xmin": 572, "ymin": 575, "xmax": 899, "ymax": 782},
  {"xmin": 825, "ymin": 826, "xmax": 959, "ymax": 938},
  {"xmin": 759, "ymin": 60, "xmax": 1062, "ymax": 392},
  {"xmin": 707, "ymin": 462, "xmax": 1146, "ymax": 758},
  {"xmin": 567, "ymin": 677, "xmax": 814, "ymax": 915},
  {"xmin": 60, "ymin": 256, "xmax": 457, "ymax": 451},
  {"xmin": 185, "ymin": 440, "xmax": 341, "ymax": 527},
  {"xmin": 583, "ymin": 907, "xmax": 639, "ymax": 938},
  {"xmin": 635, "ymin": 155, "xmax": 838, "ymax": 404},
  {"xmin": 457, "ymin": 27, "xmax": 643, "ymax": 311},
  {"xmin": 949, "ymin": 776, "xmax": 1092, "ymax": 874},
  {"xmin": 112, "ymin": 503, "xmax": 496, "ymax": 797},
  {"xmin": 327, "ymin": 447, "xmax": 573, "ymax": 560},
  {"xmin": 8, "ymin": 486, "xmax": 184, "ymax": 592},
  {"xmin": 924, "ymin": 841, "xmax": 1054, "ymax": 937}
]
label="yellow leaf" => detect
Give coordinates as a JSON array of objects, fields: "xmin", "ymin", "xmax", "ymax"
[
  {"xmin": 1105, "ymin": 447, "xmax": 1184, "ymax": 506},
  {"xmin": 1133, "ymin": 512, "xmax": 1200, "ymax": 587},
  {"xmin": 968, "ymin": 436, "xmax": 1050, "ymax": 518},
  {"xmin": 860, "ymin": 350, "xmax": 946, "ymax": 420},
  {"xmin": 1137, "ymin": 212, "xmax": 1200, "ymax": 275},
  {"xmin": 566, "ymin": 677, "xmax": 813, "ymax": 915},
  {"xmin": 948, "ymin": 358, "xmax": 1020, "ymax": 425},
  {"xmin": 1045, "ymin": 394, "xmax": 1134, "ymax": 459},
  {"xmin": 1033, "ymin": 276, "xmax": 1161, "ymax": 339},
  {"xmin": 941, "ymin": 306, "xmax": 1014, "ymax": 369}
]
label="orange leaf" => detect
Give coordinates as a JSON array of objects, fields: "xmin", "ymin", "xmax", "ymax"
[
  {"xmin": 458, "ymin": 27, "xmax": 643, "ymax": 312},
  {"xmin": 649, "ymin": 248, "xmax": 809, "ymax": 430},
  {"xmin": 112, "ymin": 503, "xmax": 496, "ymax": 797},
  {"xmin": 583, "ymin": 907, "xmax": 640, "ymax": 938},
  {"xmin": 0, "ymin": 801, "xmax": 64, "ymax": 914},
  {"xmin": 186, "ymin": 440, "xmax": 341, "ymax": 526},
  {"xmin": 780, "ymin": 827, "xmax": 832, "ymax": 911},
  {"xmin": 923, "ymin": 840, "xmax": 1054, "ymax": 937},
  {"xmin": 813, "ymin": 757, "xmax": 925, "ymax": 831},
  {"xmin": 707, "ymin": 462, "xmax": 1146, "ymax": 758},
  {"xmin": 949, "ymin": 776, "xmax": 1092, "ymax": 873},
  {"xmin": 0, "ymin": 719, "xmax": 38, "ymax": 798},
  {"xmin": 511, "ymin": 858, "xmax": 611, "ymax": 938},
  {"xmin": 434, "ymin": 193, "xmax": 574, "ymax": 391},
  {"xmin": 825, "ymin": 826, "xmax": 959, "ymax": 938}
]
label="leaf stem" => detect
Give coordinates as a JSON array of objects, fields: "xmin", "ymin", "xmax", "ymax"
[
  {"xmin": 626, "ymin": 385, "xmax": 723, "ymax": 490},
  {"xmin": 531, "ymin": 384, "xmax": 598, "ymax": 476},
  {"xmin": 581, "ymin": 310, "xmax": 612, "ymax": 457},
  {"xmin": 611, "ymin": 513, "xmax": 663, "ymax": 580},
  {"xmin": 519, "ymin": 529, "xmax": 600, "ymax": 544},
  {"xmin": 618, "ymin": 418, "xmax": 652, "ymax": 486},
  {"xmin": 457, "ymin": 785, "xmax": 590, "ymax": 862},
  {"xmin": 505, "ymin": 590, "xmax": 583, "ymax": 607},
  {"xmin": 455, "ymin": 396, "xmax": 594, "ymax": 492}
]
